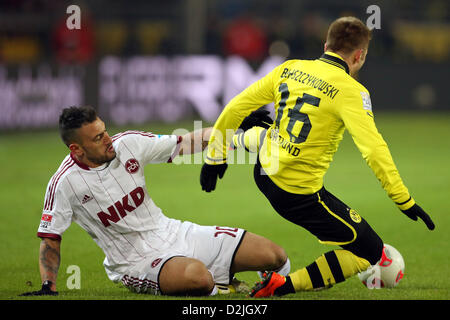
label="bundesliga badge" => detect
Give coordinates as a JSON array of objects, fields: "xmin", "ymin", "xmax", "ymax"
[
  {"xmin": 125, "ymin": 158, "xmax": 140, "ymax": 174},
  {"xmin": 360, "ymin": 91, "xmax": 372, "ymax": 111}
]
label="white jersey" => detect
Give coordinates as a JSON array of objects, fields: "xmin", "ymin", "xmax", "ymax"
[{"xmin": 37, "ymin": 131, "xmax": 184, "ymax": 273}]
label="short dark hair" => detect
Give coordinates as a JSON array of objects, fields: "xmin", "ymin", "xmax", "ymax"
[
  {"xmin": 59, "ymin": 106, "xmax": 98, "ymax": 146},
  {"xmin": 326, "ymin": 17, "xmax": 372, "ymax": 54}
]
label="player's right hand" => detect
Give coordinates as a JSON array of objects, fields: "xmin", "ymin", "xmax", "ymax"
[
  {"xmin": 19, "ymin": 280, "xmax": 58, "ymax": 296},
  {"xmin": 401, "ymin": 204, "xmax": 435, "ymax": 230},
  {"xmin": 200, "ymin": 163, "xmax": 228, "ymax": 192}
]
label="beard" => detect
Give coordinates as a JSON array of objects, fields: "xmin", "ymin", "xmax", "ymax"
[{"xmin": 85, "ymin": 149, "xmax": 116, "ymax": 166}]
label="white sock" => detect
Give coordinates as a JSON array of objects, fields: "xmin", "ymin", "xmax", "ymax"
[
  {"xmin": 207, "ymin": 270, "xmax": 218, "ymax": 296},
  {"xmin": 209, "ymin": 285, "xmax": 218, "ymax": 296},
  {"xmin": 276, "ymin": 257, "xmax": 291, "ymax": 276},
  {"xmin": 257, "ymin": 257, "xmax": 291, "ymax": 279}
]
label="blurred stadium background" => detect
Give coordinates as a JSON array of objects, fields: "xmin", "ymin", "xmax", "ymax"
[
  {"xmin": 0, "ymin": 0, "xmax": 448, "ymax": 129},
  {"xmin": 1, "ymin": 0, "xmax": 449, "ymax": 300}
]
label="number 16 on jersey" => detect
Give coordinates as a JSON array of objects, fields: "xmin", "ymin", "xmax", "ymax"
[{"xmin": 274, "ymin": 83, "xmax": 321, "ymax": 144}]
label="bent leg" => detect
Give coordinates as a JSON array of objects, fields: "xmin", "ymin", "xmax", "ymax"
[
  {"xmin": 253, "ymin": 166, "xmax": 383, "ymax": 294},
  {"xmin": 159, "ymin": 257, "xmax": 215, "ymax": 296},
  {"xmin": 231, "ymin": 232, "xmax": 288, "ymax": 274},
  {"xmin": 287, "ymin": 249, "xmax": 371, "ymax": 291},
  {"xmin": 251, "ymin": 249, "xmax": 372, "ymax": 297}
]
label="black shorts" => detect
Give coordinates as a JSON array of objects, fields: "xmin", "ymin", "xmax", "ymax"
[{"xmin": 253, "ymin": 161, "xmax": 383, "ymax": 265}]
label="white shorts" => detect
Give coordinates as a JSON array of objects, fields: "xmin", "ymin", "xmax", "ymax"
[{"xmin": 119, "ymin": 221, "xmax": 246, "ymax": 295}]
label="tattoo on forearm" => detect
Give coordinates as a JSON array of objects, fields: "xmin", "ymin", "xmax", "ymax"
[{"xmin": 40, "ymin": 241, "xmax": 60, "ymax": 276}]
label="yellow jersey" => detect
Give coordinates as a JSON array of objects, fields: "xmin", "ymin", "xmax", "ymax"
[{"xmin": 207, "ymin": 52, "xmax": 415, "ymax": 210}]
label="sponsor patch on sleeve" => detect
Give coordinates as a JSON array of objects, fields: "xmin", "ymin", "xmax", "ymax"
[
  {"xmin": 40, "ymin": 213, "xmax": 53, "ymax": 229},
  {"xmin": 360, "ymin": 91, "xmax": 372, "ymax": 111}
]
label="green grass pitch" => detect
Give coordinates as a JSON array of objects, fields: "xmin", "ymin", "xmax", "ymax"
[{"xmin": 1, "ymin": 111, "xmax": 449, "ymax": 301}]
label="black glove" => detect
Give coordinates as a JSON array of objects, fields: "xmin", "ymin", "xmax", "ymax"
[
  {"xmin": 200, "ymin": 163, "xmax": 228, "ymax": 192},
  {"xmin": 239, "ymin": 109, "xmax": 273, "ymax": 131},
  {"xmin": 19, "ymin": 280, "xmax": 58, "ymax": 296},
  {"xmin": 401, "ymin": 204, "xmax": 435, "ymax": 230}
]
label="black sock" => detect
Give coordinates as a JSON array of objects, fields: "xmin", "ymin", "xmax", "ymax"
[{"xmin": 274, "ymin": 276, "xmax": 295, "ymax": 296}]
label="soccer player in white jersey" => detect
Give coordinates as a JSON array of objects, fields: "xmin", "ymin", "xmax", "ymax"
[{"xmin": 21, "ymin": 106, "xmax": 290, "ymax": 297}]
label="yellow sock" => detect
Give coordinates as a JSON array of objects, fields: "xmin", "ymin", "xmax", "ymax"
[{"xmin": 289, "ymin": 250, "xmax": 371, "ymax": 291}]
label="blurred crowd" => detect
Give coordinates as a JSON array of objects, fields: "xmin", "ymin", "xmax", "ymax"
[{"xmin": 0, "ymin": 0, "xmax": 448, "ymax": 65}]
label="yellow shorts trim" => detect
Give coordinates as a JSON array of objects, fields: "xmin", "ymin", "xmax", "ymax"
[{"xmin": 317, "ymin": 193, "xmax": 357, "ymax": 246}]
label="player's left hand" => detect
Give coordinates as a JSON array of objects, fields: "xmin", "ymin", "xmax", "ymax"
[
  {"xmin": 19, "ymin": 280, "xmax": 58, "ymax": 296},
  {"xmin": 239, "ymin": 109, "xmax": 273, "ymax": 131},
  {"xmin": 401, "ymin": 204, "xmax": 435, "ymax": 230},
  {"xmin": 200, "ymin": 163, "xmax": 228, "ymax": 192}
]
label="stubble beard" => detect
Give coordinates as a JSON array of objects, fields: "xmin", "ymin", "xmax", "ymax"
[{"xmin": 86, "ymin": 150, "xmax": 117, "ymax": 166}]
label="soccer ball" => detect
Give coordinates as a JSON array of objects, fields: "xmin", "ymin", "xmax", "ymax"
[{"xmin": 358, "ymin": 244, "xmax": 405, "ymax": 289}]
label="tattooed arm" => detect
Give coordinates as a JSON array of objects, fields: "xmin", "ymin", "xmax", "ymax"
[
  {"xmin": 39, "ymin": 238, "xmax": 61, "ymax": 291},
  {"xmin": 20, "ymin": 237, "xmax": 60, "ymax": 296}
]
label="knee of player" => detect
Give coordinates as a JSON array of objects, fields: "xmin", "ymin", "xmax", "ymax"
[
  {"xmin": 184, "ymin": 261, "xmax": 215, "ymax": 293},
  {"xmin": 361, "ymin": 237, "xmax": 384, "ymax": 265},
  {"xmin": 269, "ymin": 243, "xmax": 289, "ymax": 269},
  {"xmin": 370, "ymin": 242, "xmax": 384, "ymax": 265}
]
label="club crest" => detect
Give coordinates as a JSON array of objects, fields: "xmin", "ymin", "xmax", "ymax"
[{"xmin": 125, "ymin": 158, "xmax": 140, "ymax": 174}]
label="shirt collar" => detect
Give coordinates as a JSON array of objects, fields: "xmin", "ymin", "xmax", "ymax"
[
  {"xmin": 70, "ymin": 152, "xmax": 90, "ymax": 170},
  {"xmin": 70, "ymin": 152, "xmax": 111, "ymax": 171},
  {"xmin": 318, "ymin": 52, "xmax": 350, "ymax": 74}
]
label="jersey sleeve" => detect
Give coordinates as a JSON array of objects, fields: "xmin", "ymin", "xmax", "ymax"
[
  {"xmin": 113, "ymin": 131, "xmax": 181, "ymax": 165},
  {"xmin": 37, "ymin": 181, "xmax": 73, "ymax": 240},
  {"xmin": 232, "ymin": 126, "xmax": 267, "ymax": 153},
  {"xmin": 338, "ymin": 89, "xmax": 415, "ymax": 210},
  {"xmin": 206, "ymin": 62, "xmax": 286, "ymax": 164}
]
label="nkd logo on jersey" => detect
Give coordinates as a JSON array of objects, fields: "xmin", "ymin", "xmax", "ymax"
[
  {"xmin": 125, "ymin": 158, "xmax": 140, "ymax": 174},
  {"xmin": 97, "ymin": 186, "xmax": 145, "ymax": 227}
]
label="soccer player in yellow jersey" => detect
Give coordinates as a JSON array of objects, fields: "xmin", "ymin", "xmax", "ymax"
[{"xmin": 200, "ymin": 16, "xmax": 435, "ymax": 297}]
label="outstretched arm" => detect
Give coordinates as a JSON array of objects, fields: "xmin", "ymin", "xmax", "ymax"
[
  {"xmin": 177, "ymin": 111, "xmax": 272, "ymax": 157},
  {"xmin": 20, "ymin": 237, "xmax": 60, "ymax": 296},
  {"xmin": 178, "ymin": 127, "xmax": 213, "ymax": 155},
  {"xmin": 39, "ymin": 237, "xmax": 61, "ymax": 291},
  {"xmin": 200, "ymin": 109, "xmax": 274, "ymax": 193},
  {"xmin": 231, "ymin": 126, "xmax": 268, "ymax": 153},
  {"xmin": 340, "ymin": 91, "xmax": 434, "ymax": 230}
]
